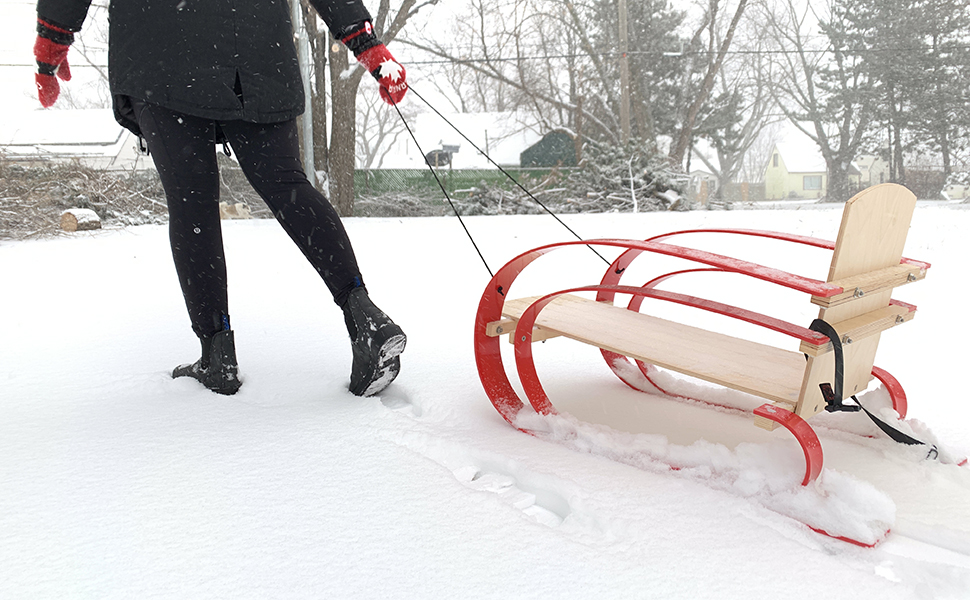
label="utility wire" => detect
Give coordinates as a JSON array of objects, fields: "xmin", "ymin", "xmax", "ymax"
[
  {"xmin": 5, "ymin": 41, "xmax": 967, "ymax": 70},
  {"xmin": 397, "ymin": 44, "xmax": 970, "ymax": 67}
]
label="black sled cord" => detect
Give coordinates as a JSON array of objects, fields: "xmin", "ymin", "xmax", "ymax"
[
  {"xmin": 386, "ymin": 83, "xmax": 611, "ymax": 277},
  {"xmin": 387, "ymin": 92, "xmax": 495, "ymax": 276}
]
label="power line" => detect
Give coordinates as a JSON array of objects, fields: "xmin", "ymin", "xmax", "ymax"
[
  {"xmin": 402, "ymin": 44, "xmax": 970, "ymax": 67},
  {"xmin": 2, "ymin": 42, "xmax": 966, "ymax": 71},
  {"xmin": 2, "ymin": 42, "xmax": 965, "ymax": 70}
]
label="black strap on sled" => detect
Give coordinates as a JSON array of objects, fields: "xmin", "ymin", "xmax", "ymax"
[
  {"xmin": 809, "ymin": 319, "xmax": 852, "ymax": 413},
  {"xmin": 808, "ymin": 319, "xmax": 938, "ymax": 460}
]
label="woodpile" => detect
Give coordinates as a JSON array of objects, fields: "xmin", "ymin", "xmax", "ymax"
[
  {"xmin": 219, "ymin": 202, "xmax": 252, "ymax": 219},
  {"xmin": 60, "ymin": 208, "xmax": 102, "ymax": 232}
]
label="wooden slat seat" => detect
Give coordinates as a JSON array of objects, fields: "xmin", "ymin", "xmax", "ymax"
[{"xmin": 501, "ymin": 294, "xmax": 806, "ymax": 407}]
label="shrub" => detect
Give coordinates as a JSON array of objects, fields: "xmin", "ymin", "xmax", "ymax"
[{"xmin": 0, "ymin": 156, "xmax": 167, "ymax": 239}]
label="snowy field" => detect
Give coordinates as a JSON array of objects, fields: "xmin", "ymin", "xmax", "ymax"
[{"xmin": 2, "ymin": 201, "xmax": 970, "ymax": 599}]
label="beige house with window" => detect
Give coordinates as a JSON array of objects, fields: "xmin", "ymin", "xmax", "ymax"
[{"xmin": 764, "ymin": 137, "xmax": 861, "ymax": 200}]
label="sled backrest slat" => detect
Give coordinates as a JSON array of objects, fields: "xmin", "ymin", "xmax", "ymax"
[{"xmin": 796, "ymin": 184, "xmax": 918, "ymax": 418}]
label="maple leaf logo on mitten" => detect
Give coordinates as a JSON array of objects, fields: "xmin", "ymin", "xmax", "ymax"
[
  {"xmin": 355, "ymin": 42, "xmax": 408, "ymax": 105},
  {"xmin": 379, "ymin": 60, "xmax": 405, "ymax": 82}
]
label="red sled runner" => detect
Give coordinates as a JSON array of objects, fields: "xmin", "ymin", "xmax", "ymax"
[{"xmin": 474, "ymin": 183, "xmax": 933, "ymax": 545}]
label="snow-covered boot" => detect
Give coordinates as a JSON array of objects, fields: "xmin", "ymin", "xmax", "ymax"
[
  {"xmin": 172, "ymin": 329, "xmax": 242, "ymax": 395},
  {"xmin": 343, "ymin": 288, "xmax": 406, "ymax": 396}
]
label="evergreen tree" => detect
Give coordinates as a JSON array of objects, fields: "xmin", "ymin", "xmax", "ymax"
[
  {"xmin": 908, "ymin": 0, "xmax": 970, "ymax": 178},
  {"xmin": 839, "ymin": 0, "xmax": 969, "ymax": 183},
  {"xmin": 567, "ymin": 137, "xmax": 682, "ymax": 211},
  {"xmin": 812, "ymin": 0, "xmax": 878, "ymax": 201},
  {"xmin": 839, "ymin": 0, "xmax": 918, "ymax": 182},
  {"xmin": 584, "ymin": 0, "xmax": 691, "ymax": 144}
]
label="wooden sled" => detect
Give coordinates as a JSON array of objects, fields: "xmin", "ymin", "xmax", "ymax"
[{"xmin": 474, "ymin": 183, "xmax": 929, "ymax": 491}]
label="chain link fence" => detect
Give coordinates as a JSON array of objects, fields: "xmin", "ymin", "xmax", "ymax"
[{"xmin": 353, "ymin": 167, "xmax": 570, "ymax": 217}]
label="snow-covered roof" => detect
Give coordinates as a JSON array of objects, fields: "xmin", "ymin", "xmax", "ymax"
[
  {"xmin": 0, "ymin": 108, "xmax": 148, "ymax": 170},
  {"xmin": 0, "ymin": 109, "xmax": 124, "ymax": 147},
  {"xmin": 774, "ymin": 128, "xmax": 827, "ymax": 173}
]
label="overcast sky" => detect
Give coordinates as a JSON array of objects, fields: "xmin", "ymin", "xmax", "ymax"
[{"xmin": 1, "ymin": 1, "xmax": 49, "ymax": 114}]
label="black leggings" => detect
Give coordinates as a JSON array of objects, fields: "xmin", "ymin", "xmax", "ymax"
[{"xmin": 132, "ymin": 100, "xmax": 363, "ymax": 338}]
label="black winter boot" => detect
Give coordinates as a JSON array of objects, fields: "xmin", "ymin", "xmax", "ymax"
[
  {"xmin": 172, "ymin": 329, "xmax": 242, "ymax": 395},
  {"xmin": 343, "ymin": 288, "xmax": 406, "ymax": 396}
]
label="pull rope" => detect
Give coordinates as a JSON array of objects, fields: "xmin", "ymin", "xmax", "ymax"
[
  {"xmin": 386, "ymin": 92, "xmax": 494, "ymax": 277},
  {"xmin": 399, "ymin": 83, "xmax": 611, "ymax": 268}
]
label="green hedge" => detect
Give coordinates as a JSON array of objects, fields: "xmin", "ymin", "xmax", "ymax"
[{"xmin": 354, "ymin": 168, "xmax": 571, "ymax": 197}]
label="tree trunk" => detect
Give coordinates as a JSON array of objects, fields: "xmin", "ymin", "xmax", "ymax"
[
  {"xmin": 886, "ymin": 86, "xmax": 905, "ymax": 185},
  {"xmin": 940, "ymin": 130, "xmax": 951, "ymax": 178},
  {"xmin": 669, "ymin": 0, "xmax": 748, "ymax": 167},
  {"xmin": 630, "ymin": 73, "xmax": 656, "ymax": 144},
  {"xmin": 714, "ymin": 151, "xmax": 739, "ymax": 202},
  {"xmin": 892, "ymin": 117, "xmax": 905, "ymax": 184},
  {"xmin": 303, "ymin": 4, "xmax": 330, "ymax": 174},
  {"xmin": 826, "ymin": 161, "xmax": 852, "ymax": 203},
  {"xmin": 329, "ymin": 40, "xmax": 362, "ymax": 217}
]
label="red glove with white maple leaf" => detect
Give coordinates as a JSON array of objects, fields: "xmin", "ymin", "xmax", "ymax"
[
  {"xmin": 340, "ymin": 21, "xmax": 408, "ymax": 106},
  {"xmin": 34, "ymin": 17, "xmax": 75, "ymax": 108}
]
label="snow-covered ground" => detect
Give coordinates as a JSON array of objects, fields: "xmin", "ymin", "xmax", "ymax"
[{"xmin": 2, "ymin": 201, "xmax": 969, "ymax": 599}]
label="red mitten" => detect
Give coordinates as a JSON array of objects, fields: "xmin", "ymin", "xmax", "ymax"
[
  {"xmin": 34, "ymin": 18, "xmax": 75, "ymax": 108},
  {"xmin": 341, "ymin": 21, "xmax": 408, "ymax": 105},
  {"xmin": 357, "ymin": 44, "xmax": 407, "ymax": 105}
]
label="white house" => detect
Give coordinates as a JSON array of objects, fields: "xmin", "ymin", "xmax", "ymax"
[{"xmin": 368, "ymin": 111, "xmax": 542, "ymax": 170}]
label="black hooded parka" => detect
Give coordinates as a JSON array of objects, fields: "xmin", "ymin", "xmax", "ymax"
[{"xmin": 36, "ymin": 0, "xmax": 371, "ymax": 134}]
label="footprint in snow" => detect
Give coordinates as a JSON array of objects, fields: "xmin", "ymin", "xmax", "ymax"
[
  {"xmin": 377, "ymin": 386, "xmax": 423, "ymax": 418},
  {"xmin": 452, "ymin": 465, "xmax": 571, "ymax": 528}
]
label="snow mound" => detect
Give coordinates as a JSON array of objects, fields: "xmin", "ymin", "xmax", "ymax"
[{"xmin": 515, "ymin": 410, "xmax": 894, "ymax": 546}]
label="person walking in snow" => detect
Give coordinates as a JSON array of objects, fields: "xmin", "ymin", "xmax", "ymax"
[{"xmin": 33, "ymin": 0, "xmax": 408, "ymax": 397}]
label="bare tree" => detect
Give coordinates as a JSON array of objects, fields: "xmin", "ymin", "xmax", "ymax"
[
  {"xmin": 52, "ymin": 2, "xmax": 110, "ymax": 109},
  {"xmin": 739, "ymin": 120, "xmax": 785, "ymax": 184},
  {"xmin": 355, "ymin": 88, "xmax": 415, "ymax": 169},
  {"xmin": 406, "ymin": 0, "xmax": 758, "ymax": 174},
  {"xmin": 668, "ymin": 0, "xmax": 750, "ymax": 168},
  {"xmin": 403, "ymin": 0, "xmax": 621, "ymax": 141},
  {"xmin": 301, "ymin": 3, "xmax": 333, "ymax": 176},
  {"xmin": 762, "ymin": 0, "xmax": 876, "ymax": 202},
  {"xmin": 690, "ymin": 13, "xmax": 780, "ymax": 199},
  {"xmin": 302, "ymin": 0, "xmax": 437, "ymax": 216}
]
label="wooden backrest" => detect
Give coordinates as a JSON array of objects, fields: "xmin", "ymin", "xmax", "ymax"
[
  {"xmin": 796, "ymin": 184, "xmax": 917, "ymax": 417},
  {"xmin": 827, "ymin": 183, "xmax": 917, "ymax": 289}
]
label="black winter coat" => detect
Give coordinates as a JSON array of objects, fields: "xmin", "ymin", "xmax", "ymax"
[{"xmin": 36, "ymin": 0, "xmax": 371, "ymax": 135}]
